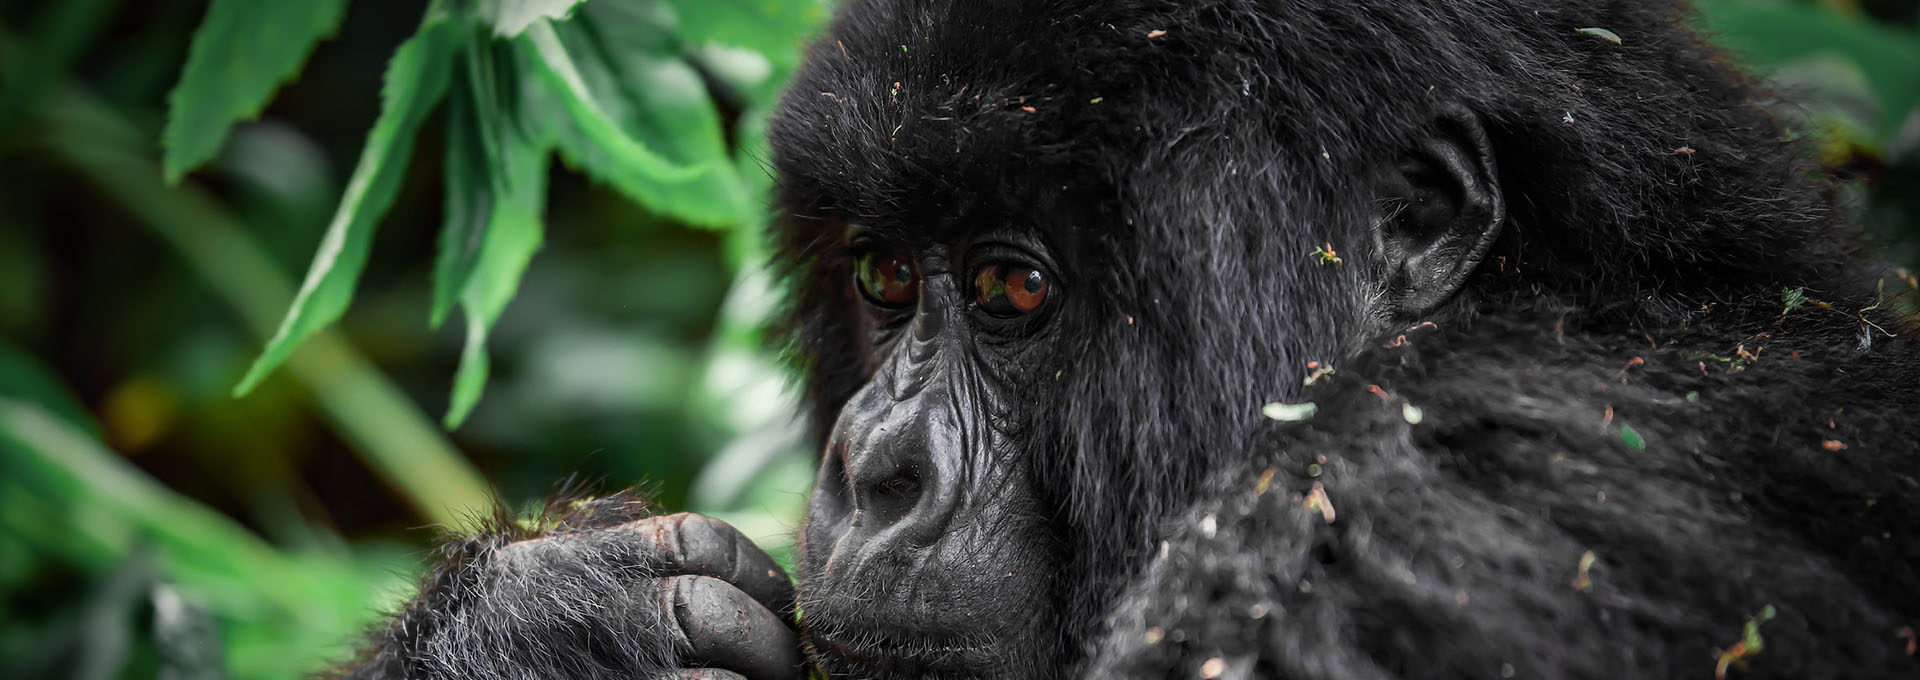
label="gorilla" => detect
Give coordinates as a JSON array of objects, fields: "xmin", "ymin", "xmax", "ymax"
[{"xmin": 332, "ymin": 0, "xmax": 1920, "ymax": 678}]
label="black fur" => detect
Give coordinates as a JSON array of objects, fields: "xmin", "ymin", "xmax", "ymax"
[
  {"xmin": 331, "ymin": 0, "xmax": 1920, "ymax": 678},
  {"xmin": 1090, "ymin": 299, "xmax": 1920, "ymax": 678},
  {"xmin": 327, "ymin": 493, "xmax": 687, "ymax": 679}
]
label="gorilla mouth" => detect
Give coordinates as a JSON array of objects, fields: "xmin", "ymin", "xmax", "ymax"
[{"xmin": 807, "ymin": 624, "xmax": 999, "ymax": 676}]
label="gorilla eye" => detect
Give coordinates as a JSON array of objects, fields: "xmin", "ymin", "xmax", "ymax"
[
  {"xmin": 855, "ymin": 251, "xmax": 919, "ymax": 308},
  {"xmin": 974, "ymin": 264, "xmax": 1049, "ymax": 317}
]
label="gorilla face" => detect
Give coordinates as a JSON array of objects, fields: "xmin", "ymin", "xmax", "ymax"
[
  {"xmin": 794, "ymin": 232, "xmax": 1069, "ymax": 677},
  {"xmin": 768, "ymin": 17, "xmax": 1173, "ymax": 673},
  {"xmin": 767, "ymin": 14, "xmax": 1139, "ymax": 672}
]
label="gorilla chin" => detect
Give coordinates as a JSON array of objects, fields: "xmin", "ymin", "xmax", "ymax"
[{"xmin": 797, "ymin": 516, "xmax": 1067, "ymax": 680}]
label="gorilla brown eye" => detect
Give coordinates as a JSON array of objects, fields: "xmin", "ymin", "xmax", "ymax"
[
  {"xmin": 974, "ymin": 264, "xmax": 1049, "ymax": 316},
  {"xmin": 855, "ymin": 251, "xmax": 918, "ymax": 307}
]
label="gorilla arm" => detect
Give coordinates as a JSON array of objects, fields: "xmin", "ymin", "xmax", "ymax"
[{"xmin": 329, "ymin": 494, "xmax": 806, "ymax": 680}]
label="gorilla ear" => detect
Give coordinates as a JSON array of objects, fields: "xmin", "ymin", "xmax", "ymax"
[{"xmin": 1369, "ymin": 105, "xmax": 1505, "ymax": 319}]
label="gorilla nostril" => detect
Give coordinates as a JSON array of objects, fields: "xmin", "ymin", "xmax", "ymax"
[
  {"xmin": 857, "ymin": 465, "xmax": 924, "ymax": 523},
  {"xmin": 875, "ymin": 471, "xmax": 920, "ymax": 498}
]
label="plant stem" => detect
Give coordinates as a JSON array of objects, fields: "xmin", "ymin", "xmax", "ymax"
[{"xmin": 39, "ymin": 86, "xmax": 492, "ymax": 530}]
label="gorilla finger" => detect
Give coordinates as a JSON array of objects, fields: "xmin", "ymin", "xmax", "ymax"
[
  {"xmin": 624, "ymin": 513, "xmax": 796, "ymax": 617},
  {"xmin": 654, "ymin": 671, "xmax": 748, "ymax": 680},
  {"xmin": 657, "ymin": 575, "xmax": 805, "ymax": 680}
]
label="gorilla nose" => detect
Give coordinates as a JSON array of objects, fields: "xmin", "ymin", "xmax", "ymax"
[
  {"xmin": 838, "ymin": 406, "xmax": 960, "ymax": 553},
  {"xmin": 848, "ymin": 446, "xmax": 926, "ymax": 526}
]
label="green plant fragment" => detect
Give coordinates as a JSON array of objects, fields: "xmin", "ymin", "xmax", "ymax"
[
  {"xmin": 1620, "ymin": 424, "xmax": 1646, "ymax": 451},
  {"xmin": 1576, "ymin": 27, "xmax": 1623, "ymax": 44},
  {"xmin": 432, "ymin": 35, "xmax": 508, "ymax": 329},
  {"xmin": 0, "ymin": 341, "xmax": 101, "ymax": 439},
  {"xmin": 443, "ymin": 91, "xmax": 549, "ymax": 429},
  {"xmin": 556, "ymin": 10, "xmax": 733, "ymax": 182},
  {"xmin": 0, "ymin": 397, "xmax": 390, "ymax": 677},
  {"xmin": 233, "ymin": 13, "xmax": 460, "ymax": 396},
  {"xmin": 1780, "ymin": 286, "xmax": 1807, "ymax": 318},
  {"xmin": 660, "ymin": 0, "xmax": 829, "ymax": 72},
  {"xmin": 1262, "ymin": 402, "xmax": 1318, "ymax": 422},
  {"xmin": 518, "ymin": 20, "xmax": 744, "ymax": 227},
  {"xmin": 162, "ymin": 0, "xmax": 348, "ymax": 182},
  {"xmin": 479, "ymin": 0, "xmax": 586, "ymax": 37}
]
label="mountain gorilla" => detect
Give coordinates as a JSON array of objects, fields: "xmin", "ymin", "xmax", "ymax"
[{"xmin": 334, "ymin": 0, "xmax": 1920, "ymax": 678}]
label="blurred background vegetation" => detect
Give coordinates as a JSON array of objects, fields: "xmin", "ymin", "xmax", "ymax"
[{"xmin": 0, "ymin": 0, "xmax": 1915, "ymax": 678}]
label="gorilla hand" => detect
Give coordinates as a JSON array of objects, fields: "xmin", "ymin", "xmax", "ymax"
[
  {"xmin": 336, "ymin": 507, "xmax": 805, "ymax": 680},
  {"xmin": 509, "ymin": 512, "xmax": 804, "ymax": 680}
]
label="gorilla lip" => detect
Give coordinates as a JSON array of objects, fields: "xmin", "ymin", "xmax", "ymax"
[{"xmin": 807, "ymin": 623, "xmax": 997, "ymax": 673}]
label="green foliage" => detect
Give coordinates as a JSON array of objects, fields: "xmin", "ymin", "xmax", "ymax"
[
  {"xmin": 12, "ymin": 0, "xmax": 828, "ymax": 675},
  {"xmin": 432, "ymin": 39, "xmax": 511, "ymax": 330},
  {"xmin": 231, "ymin": 11, "xmax": 462, "ymax": 398},
  {"xmin": 194, "ymin": 0, "xmax": 823, "ymax": 426},
  {"xmin": 162, "ymin": 0, "xmax": 348, "ymax": 183},
  {"xmin": 1695, "ymin": 0, "xmax": 1920, "ymax": 140},
  {"xmin": 441, "ymin": 46, "xmax": 551, "ymax": 427},
  {"xmin": 478, "ymin": 0, "xmax": 588, "ymax": 37},
  {"xmin": 519, "ymin": 19, "xmax": 743, "ymax": 226},
  {"xmin": 0, "ymin": 395, "xmax": 399, "ymax": 678},
  {"xmin": 661, "ymin": 0, "xmax": 831, "ymax": 101},
  {"xmin": 0, "ymin": 340, "xmax": 101, "ymax": 439},
  {"xmin": 44, "ymin": 87, "xmax": 494, "ymax": 526},
  {"xmin": 1693, "ymin": 1, "xmax": 1920, "ymax": 265}
]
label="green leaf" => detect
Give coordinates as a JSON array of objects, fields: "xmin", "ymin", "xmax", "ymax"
[
  {"xmin": 659, "ymin": 0, "xmax": 827, "ymax": 68},
  {"xmin": 433, "ymin": 37, "xmax": 510, "ymax": 329},
  {"xmin": 443, "ymin": 81, "xmax": 550, "ymax": 429},
  {"xmin": 479, "ymin": 0, "xmax": 588, "ymax": 37},
  {"xmin": 434, "ymin": 78, "xmax": 493, "ymax": 329},
  {"xmin": 658, "ymin": 0, "xmax": 829, "ymax": 104},
  {"xmin": 233, "ymin": 14, "xmax": 461, "ymax": 396},
  {"xmin": 162, "ymin": 0, "xmax": 347, "ymax": 183},
  {"xmin": 571, "ymin": 3, "xmax": 730, "ymax": 166},
  {"xmin": 517, "ymin": 19, "xmax": 745, "ymax": 227},
  {"xmin": 1620, "ymin": 424, "xmax": 1646, "ymax": 452},
  {"xmin": 1574, "ymin": 27, "xmax": 1622, "ymax": 45}
]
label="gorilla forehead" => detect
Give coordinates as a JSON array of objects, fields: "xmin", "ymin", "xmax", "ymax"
[
  {"xmin": 774, "ymin": 0, "xmax": 1842, "ymax": 300},
  {"xmin": 766, "ymin": 0, "xmax": 1462, "ymax": 243},
  {"xmin": 770, "ymin": 3, "xmax": 1125, "ymax": 230}
]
